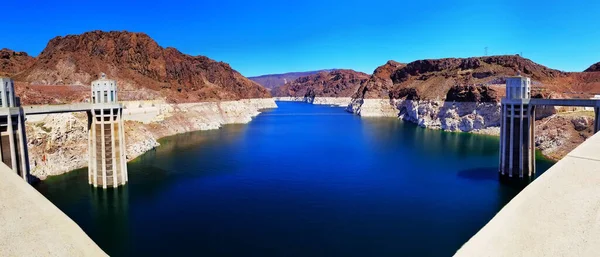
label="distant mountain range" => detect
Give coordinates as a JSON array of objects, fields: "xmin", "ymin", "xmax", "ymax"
[
  {"xmin": 268, "ymin": 56, "xmax": 600, "ymax": 102},
  {"xmin": 271, "ymin": 69, "xmax": 369, "ymax": 98},
  {"xmin": 249, "ymin": 70, "xmax": 336, "ymax": 90}
]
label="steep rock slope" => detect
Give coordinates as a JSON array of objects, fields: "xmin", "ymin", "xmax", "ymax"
[
  {"xmin": 0, "ymin": 30, "xmax": 277, "ymax": 179},
  {"xmin": 352, "ymin": 60, "xmax": 406, "ymax": 99},
  {"xmin": 10, "ymin": 30, "xmax": 270, "ymax": 103},
  {"xmin": 0, "ymin": 49, "xmax": 35, "ymax": 77},
  {"xmin": 584, "ymin": 62, "xmax": 600, "ymax": 72},
  {"xmin": 271, "ymin": 69, "xmax": 369, "ymax": 98},
  {"xmin": 355, "ymin": 55, "xmax": 567, "ymax": 101}
]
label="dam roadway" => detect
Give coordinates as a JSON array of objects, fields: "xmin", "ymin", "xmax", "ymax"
[
  {"xmin": 22, "ymin": 103, "xmax": 121, "ymax": 115},
  {"xmin": 456, "ymin": 131, "xmax": 600, "ymax": 256},
  {"xmin": 0, "ymin": 162, "xmax": 106, "ymax": 256}
]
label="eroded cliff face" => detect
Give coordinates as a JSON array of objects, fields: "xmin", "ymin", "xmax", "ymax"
[
  {"xmin": 27, "ymin": 98, "xmax": 277, "ymax": 179},
  {"xmin": 348, "ymin": 98, "xmax": 594, "ymax": 161},
  {"xmin": 345, "ymin": 55, "xmax": 600, "ymax": 161}
]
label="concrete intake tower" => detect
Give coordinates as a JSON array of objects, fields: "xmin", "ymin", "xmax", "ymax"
[{"xmin": 88, "ymin": 73, "xmax": 128, "ymax": 188}]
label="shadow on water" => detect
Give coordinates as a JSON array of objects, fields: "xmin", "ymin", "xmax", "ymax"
[
  {"xmin": 88, "ymin": 186, "xmax": 131, "ymax": 255},
  {"xmin": 457, "ymin": 167, "xmax": 534, "ymax": 190},
  {"xmin": 456, "ymin": 167, "xmax": 498, "ymax": 181}
]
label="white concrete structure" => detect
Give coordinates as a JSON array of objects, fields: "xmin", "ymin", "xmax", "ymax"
[
  {"xmin": 88, "ymin": 74, "xmax": 128, "ymax": 188},
  {"xmin": 499, "ymin": 76, "xmax": 600, "ymax": 179},
  {"xmin": 0, "ymin": 78, "xmax": 30, "ymax": 182},
  {"xmin": 91, "ymin": 73, "xmax": 117, "ymax": 104},
  {"xmin": 4, "ymin": 73, "xmax": 128, "ymax": 188},
  {"xmin": 499, "ymin": 76, "xmax": 535, "ymax": 178},
  {"xmin": 505, "ymin": 76, "xmax": 531, "ymax": 100},
  {"xmin": 0, "ymin": 78, "xmax": 17, "ymax": 107},
  {"xmin": 0, "ymin": 162, "xmax": 106, "ymax": 256},
  {"xmin": 585, "ymin": 95, "xmax": 600, "ymax": 111},
  {"xmin": 456, "ymin": 131, "xmax": 600, "ymax": 257}
]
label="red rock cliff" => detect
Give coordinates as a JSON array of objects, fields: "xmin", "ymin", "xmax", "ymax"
[{"xmin": 8, "ymin": 30, "xmax": 270, "ymax": 103}]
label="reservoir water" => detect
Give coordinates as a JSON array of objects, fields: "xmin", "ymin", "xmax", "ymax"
[{"xmin": 35, "ymin": 102, "xmax": 554, "ymax": 256}]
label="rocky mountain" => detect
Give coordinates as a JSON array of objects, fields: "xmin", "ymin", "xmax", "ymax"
[
  {"xmin": 2, "ymin": 30, "xmax": 271, "ymax": 104},
  {"xmin": 271, "ymin": 69, "xmax": 369, "ymax": 98},
  {"xmin": 249, "ymin": 70, "xmax": 335, "ymax": 90},
  {"xmin": 0, "ymin": 48, "xmax": 35, "ymax": 77},
  {"xmin": 353, "ymin": 60, "xmax": 406, "ymax": 99},
  {"xmin": 584, "ymin": 62, "xmax": 600, "ymax": 72},
  {"xmin": 354, "ymin": 55, "xmax": 578, "ymax": 102}
]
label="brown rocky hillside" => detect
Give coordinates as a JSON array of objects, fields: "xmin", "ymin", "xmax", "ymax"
[
  {"xmin": 584, "ymin": 62, "xmax": 600, "ymax": 72},
  {"xmin": 0, "ymin": 49, "xmax": 35, "ymax": 77},
  {"xmin": 271, "ymin": 69, "xmax": 369, "ymax": 98},
  {"xmin": 249, "ymin": 70, "xmax": 335, "ymax": 90},
  {"xmin": 355, "ymin": 55, "xmax": 600, "ymax": 102},
  {"xmin": 353, "ymin": 60, "xmax": 406, "ymax": 99},
  {"xmin": 2, "ymin": 30, "xmax": 270, "ymax": 104}
]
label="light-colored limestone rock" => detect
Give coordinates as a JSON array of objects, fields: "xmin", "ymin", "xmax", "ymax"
[
  {"xmin": 273, "ymin": 96, "xmax": 352, "ymax": 107},
  {"xmin": 350, "ymin": 98, "xmax": 502, "ymax": 134},
  {"xmin": 348, "ymin": 98, "xmax": 398, "ymax": 117},
  {"xmin": 27, "ymin": 113, "xmax": 89, "ymax": 179},
  {"xmin": 25, "ymin": 98, "xmax": 277, "ymax": 179}
]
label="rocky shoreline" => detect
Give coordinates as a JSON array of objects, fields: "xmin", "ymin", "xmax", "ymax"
[
  {"xmin": 26, "ymin": 98, "xmax": 277, "ymax": 180},
  {"xmin": 274, "ymin": 96, "xmax": 352, "ymax": 107},
  {"xmin": 280, "ymin": 97, "xmax": 594, "ymax": 161}
]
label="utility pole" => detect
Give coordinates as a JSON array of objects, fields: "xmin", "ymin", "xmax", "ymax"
[{"xmin": 484, "ymin": 47, "xmax": 488, "ymax": 56}]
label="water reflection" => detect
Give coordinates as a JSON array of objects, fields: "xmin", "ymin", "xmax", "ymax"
[
  {"xmin": 152, "ymin": 124, "xmax": 248, "ymax": 154},
  {"xmin": 89, "ymin": 186, "xmax": 131, "ymax": 255},
  {"xmin": 456, "ymin": 167, "xmax": 499, "ymax": 181},
  {"xmin": 360, "ymin": 118, "xmax": 500, "ymax": 160}
]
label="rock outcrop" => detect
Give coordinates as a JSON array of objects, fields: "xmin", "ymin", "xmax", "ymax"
[
  {"xmin": 584, "ymin": 62, "xmax": 600, "ymax": 72},
  {"xmin": 249, "ymin": 70, "xmax": 335, "ymax": 90},
  {"xmin": 352, "ymin": 60, "xmax": 406, "ymax": 99},
  {"xmin": 0, "ymin": 49, "xmax": 35, "ymax": 77},
  {"xmin": 7, "ymin": 30, "xmax": 271, "ymax": 103},
  {"xmin": 271, "ymin": 69, "xmax": 369, "ymax": 99}
]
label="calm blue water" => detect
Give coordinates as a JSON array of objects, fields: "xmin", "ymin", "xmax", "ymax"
[{"xmin": 35, "ymin": 102, "xmax": 553, "ymax": 256}]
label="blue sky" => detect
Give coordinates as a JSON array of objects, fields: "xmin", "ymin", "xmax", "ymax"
[{"xmin": 2, "ymin": 0, "xmax": 599, "ymax": 77}]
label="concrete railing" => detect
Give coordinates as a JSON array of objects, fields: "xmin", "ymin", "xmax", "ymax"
[
  {"xmin": 455, "ymin": 132, "xmax": 600, "ymax": 256},
  {"xmin": 23, "ymin": 103, "xmax": 122, "ymax": 115},
  {"xmin": 0, "ymin": 163, "xmax": 106, "ymax": 256}
]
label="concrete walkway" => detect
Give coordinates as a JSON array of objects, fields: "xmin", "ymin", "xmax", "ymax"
[
  {"xmin": 0, "ymin": 164, "xmax": 106, "ymax": 256},
  {"xmin": 455, "ymin": 132, "xmax": 600, "ymax": 256}
]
